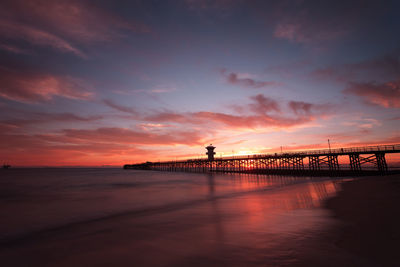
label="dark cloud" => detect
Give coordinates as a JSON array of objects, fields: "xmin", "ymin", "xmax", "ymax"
[
  {"xmin": 311, "ymin": 54, "xmax": 400, "ymax": 82},
  {"xmin": 249, "ymin": 94, "xmax": 280, "ymax": 114},
  {"xmin": 221, "ymin": 69, "xmax": 280, "ymax": 89},
  {"xmin": 184, "ymin": 0, "xmax": 241, "ymax": 10},
  {"xmin": 103, "ymin": 99, "xmax": 139, "ymax": 116},
  {"xmin": 353, "ymin": 55, "xmax": 400, "ymax": 77},
  {"xmin": 288, "ymin": 101, "xmax": 313, "ymax": 115}
]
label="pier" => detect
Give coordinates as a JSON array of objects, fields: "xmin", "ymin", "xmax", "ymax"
[{"xmin": 124, "ymin": 144, "xmax": 400, "ymax": 176}]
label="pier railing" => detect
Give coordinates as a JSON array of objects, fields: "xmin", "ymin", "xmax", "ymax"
[{"xmin": 236, "ymin": 144, "xmax": 400, "ymax": 159}]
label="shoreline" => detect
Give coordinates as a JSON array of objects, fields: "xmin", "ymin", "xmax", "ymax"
[{"xmin": 324, "ymin": 174, "xmax": 400, "ymax": 266}]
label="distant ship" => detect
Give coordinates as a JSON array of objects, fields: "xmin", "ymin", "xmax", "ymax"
[{"xmin": 3, "ymin": 164, "xmax": 11, "ymax": 169}]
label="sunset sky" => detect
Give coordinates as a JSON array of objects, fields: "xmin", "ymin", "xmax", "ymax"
[{"xmin": 1, "ymin": 0, "xmax": 399, "ymax": 166}]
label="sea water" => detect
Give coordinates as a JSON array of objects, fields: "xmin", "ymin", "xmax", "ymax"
[{"xmin": 0, "ymin": 168, "xmax": 367, "ymax": 266}]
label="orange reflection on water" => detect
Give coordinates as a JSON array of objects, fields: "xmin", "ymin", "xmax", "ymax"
[
  {"xmin": 0, "ymin": 170, "xmax": 348, "ymax": 266},
  {"xmin": 221, "ymin": 176, "xmax": 341, "ymax": 231}
]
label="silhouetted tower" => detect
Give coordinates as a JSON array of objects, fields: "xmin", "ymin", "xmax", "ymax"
[{"xmin": 206, "ymin": 144, "xmax": 216, "ymax": 161}]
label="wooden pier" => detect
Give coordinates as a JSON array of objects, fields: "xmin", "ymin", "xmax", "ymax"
[{"xmin": 124, "ymin": 144, "xmax": 400, "ymax": 176}]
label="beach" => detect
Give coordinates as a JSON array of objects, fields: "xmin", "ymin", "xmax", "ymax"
[
  {"xmin": 324, "ymin": 174, "xmax": 400, "ymax": 266},
  {"xmin": 1, "ymin": 169, "xmax": 399, "ymax": 266}
]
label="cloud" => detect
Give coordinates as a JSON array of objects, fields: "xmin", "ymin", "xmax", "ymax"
[
  {"xmin": 249, "ymin": 94, "xmax": 280, "ymax": 114},
  {"xmin": 288, "ymin": 101, "xmax": 314, "ymax": 115},
  {"xmin": 143, "ymin": 94, "xmax": 321, "ymax": 130},
  {"xmin": 0, "ymin": 68, "xmax": 93, "ymax": 103},
  {"xmin": 270, "ymin": 0, "xmax": 383, "ymax": 45},
  {"xmin": 0, "ymin": 131, "xmax": 155, "ymax": 166},
  {"xmin": 0, "ymin": 0, "xmax": 151, "ymax": 57},
  {"xmin": 150, "ymin": 87, "xmax": 177, "ymax": 93},
  {"xmin": 103, "ymin": 99, "xmax": 139, "ymax": 116},
  {"xmin": 195, "ymin": 111, "xmax": 315, "ymax": 129},
  {"xmin": 184, "ymin": 0, "xmax": 240, "ymax": 10},
  {"xmin": 144, "ymin": 112, "xmax": 193, "ymax": 124},
  {"xmin": 0, "ymin": 19, "xmax": 85, "ymax": 57},
  {"xmin": 62, "ymin": 127, "xmax": 204, "ymax": 146},
  {"xmin": 0, "ymin": 43, "xmax": 29, "ymax": 54},
  {"xmin": 221, "ymin": 69, "xmax": 280, "ymax": 89},
  {"xmin": 342, "ymin": 135, "xmax": 400, "ymax": 147},
  {"xmin": 0, "ymin": 123, "xmax": 207, "ymax": 165},
  {"xmin": 19, "ymin": 0, "xmax": 151, "ymax": 42},
  {"xmin": 272, "ymin": 9, "xmax": 345, "ymax": 44},
  {"xmin": 0, "ymin": 92, "xmax": 330, "ymax": 166},
  {"xmin": 273, "ymin": 20, "xmax": 346, "ymax": 44},
  {"xmin": 310, "ymin": 54, "xmax": 400, "ymax": 109},
  {"xmin": 344, "ymin": 80, "xmax": 400, "ymax": 108},
  {"xmin": 138, "ymin": 123, "xmax": 173, "ymax": 131},
  {"xmin": 342, "ymin": 118, "xmax": 381, "ymax": 130},
  {"xmin": 0, "ymin": 111, "xmax": 103, "ymax": 128},
  {"xmin": 311, "ymin": 54, "xmax": 400, "ymax": 82},
  {"xmin": 192, "ymin": 112, "xmax": 257, "ymax": 128},
  {"xmin": 353, "ymin": 55, "xmax": 400, "ymax": 78}
]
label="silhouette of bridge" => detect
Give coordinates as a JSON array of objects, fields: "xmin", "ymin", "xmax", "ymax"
[{"xmin": 124, "ymin": 144, "xmax": 400, "ymax": 176}]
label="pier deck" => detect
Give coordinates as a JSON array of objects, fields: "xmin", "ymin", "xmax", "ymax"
[{"xmin": 124, "ymin": 144, "xmax": 400, "ymax": 176}]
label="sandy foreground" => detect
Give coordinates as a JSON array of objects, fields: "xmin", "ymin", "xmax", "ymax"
[{"xmin": 324, "ymin": 174, "xmax": 400, "ymax": 266}]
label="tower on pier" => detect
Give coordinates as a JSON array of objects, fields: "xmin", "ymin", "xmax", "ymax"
[{"xmin": 206, "ymin": 144, "xmax": 216, "ymax": 161}]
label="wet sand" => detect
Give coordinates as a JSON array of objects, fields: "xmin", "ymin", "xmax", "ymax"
[{"xmin": 325, "ymin": 174, "xmax": 400, "ymax": 266}]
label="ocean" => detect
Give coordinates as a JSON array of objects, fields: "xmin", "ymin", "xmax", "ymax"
[{"xmin": 0, "ymin": 168, "xmax": 367, "ymax": 266}]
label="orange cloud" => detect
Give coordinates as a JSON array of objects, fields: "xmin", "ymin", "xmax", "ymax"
[
  {"xmin": 0, "ymin": 125, "xmax": 207, "ymax": 166},
  {"xmin": 0, "ymin": 134, "xmax": 151, "ymax": 166},
  {"xmin": 62, "ymin": 127, "xmax": 205, "ymax": 146},
  {"xmin": 194, "ymin": 111, "xmax": 315, "ymax": 129}
]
